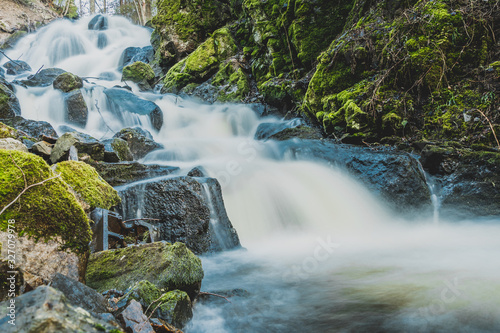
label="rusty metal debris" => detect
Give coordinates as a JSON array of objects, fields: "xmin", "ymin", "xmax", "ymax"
[{"xmin": 90, "ymin": 208, "xmax": 159, "ymax": 252}]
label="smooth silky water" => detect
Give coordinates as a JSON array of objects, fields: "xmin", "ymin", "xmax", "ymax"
[{"xmin": 3, "ymin": 16, "xmax": 500, "ymax": 332}]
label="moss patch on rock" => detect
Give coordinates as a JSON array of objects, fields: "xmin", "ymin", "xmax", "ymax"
[
  {"xmin": 0, "ymin": 150, "xmax": 91, "ymax": 253},
  {"xmin": 0, "ymin": 122, "xmax": 17, "ymax": 139},
  {"xmin": 122, "ymin": 61, "xmax": 155, "ymax": 83},
  {"xmin": 53, "ymin": 72, "xmax": 83, "ymax": 93},
  {"xmin": 55, "ymin": 161, "xmax": 120, "ymax": 210},
  {"xmin": 86, "ymin": 242, "xmax": 204, "ymax": 301}
]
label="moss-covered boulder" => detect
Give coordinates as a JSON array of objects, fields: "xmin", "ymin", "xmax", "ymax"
[
  {"xmin": 0, "ymin": 150, "xmax": 91, "ymax": 253},
  {"xmin": 0, "ymin": 78, "xmax": 21, "ymax": 119},
  {"xmin": 55, "ymin": 161, "xmax": 120, "ymax": 211},
  {"xmin": 86, "ymin": 242, "xmax": 204, "ymax": 301},
  {"xmin": 151, "ymin": 0, "xmax": 232, "ymax": 69},
  {"xmin": 53, "ymin": 72, "xmax": 84, "ymax": 93},
  {"xmin": 127, "ymin": 280, "xmax": 192, "ymax": 328},
  {"xmin": 211, "ymin": 61, "xmax": 251, "ymax": 102},
  {"xmin": 161, "ymin": 28, "xmax": 238, "ymax": 93},
  {"xmin": 0, "ymin": 122, "xmax": 17, "ymax": 139},
  {"xmin": 122, "ymin": 61, "xmax": 155, "ymax": 91},
  {"xmin": 102, "ymin": 138, "xmax": 134, "ymax": 162}
]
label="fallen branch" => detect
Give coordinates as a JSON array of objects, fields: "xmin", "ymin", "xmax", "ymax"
[
  {"xmin": 0, "ymin": 50, "xmax": 22, "ymax": 67},
  {"xmin": 0, "ymin": 153, "xmax": 61, "ymax": 217},
  {"xmin": 198, "ymin": 292, "xmax": 232, "ymax": 303},
  {"xmin": 145, "ymin": 292, "xmax": 169, "ymax": 319}
]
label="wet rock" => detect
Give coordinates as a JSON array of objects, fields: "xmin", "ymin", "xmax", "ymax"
[
  {"xmin": 50, "ymin": 131, "xmax": 105, "ymax": 163},
  {"xmin": 0, "ymin": 286, "xmax": 119, "ymax": 333},
  {"xmin": 30, "ymin": 140, "xmax": 53, "ymax": 160},
  {"xmin": 255, "ymin": 118, "xmax": 312, "ymax": 140},
  {"xmin": 53, "ymin": 72, "xmax": 84, "ymax": 92},
  {"xmin": 187, "ymin": 166, "xmax": 207, "ymax": 177},
  {"xmin": 58, "ymin": 124, "xmax": 78, "ymax": 134},
  {"xmin": 97, "ymin": 32, "xmax": 107, "ymax": 49},
  {"xmin": 83, "ymin": 159, "xmax": 179, "ymax": 186},
  {"xmin": 102, "ymin": 137, "xmax": 134, "ymax": 162},
  {"xmin": 51, "ymin": 273, "xmax": 109, "ymax": 314},
  {"xmin": 126, "ymin": 280, "xmax": 192, "ymax": 328},
  {"xmin": 278, "ymin": 140, "xmax": 432, "ymax": 214},
  {"xmin": 104, "ymin": 88, "xmax": 163, "ymax": 131},
  {"xmin": 268, "ymin": 125, "xmax": 323, "ymax": 141},
  {"xmin": 0, "ymin": 67, "xmax": 4, "ymax": 77},
  {"xmin": 118, "ymin": 300, "xmax": 155, "ymax": 333},
  {"xmin": 0, "ymin": 232, "xmax": 87, "ymax": 289},
  {"xmin": 86, "ymin": 242, "xmax": 204, "ymax": 301},
  {"xmin": 118, "ymin": 176, "xmax": 241, "ymax": 254},
  {"xmin": 15, "ymin": 67, "xmax": 65, "ymax": 87},
  {"xmin": 0, "ymin": 78, "xmax": 21, "ymax": 119},
  {"xmin": 2, "ymin": 116, "xmax": 58, "ymax": 140},
  {"xmin": 0, "ymin": 137, "xmax": 28, "ymax": 151},
  {"xmin": 2, "ymin": 60, "xmax": 31, "ymax": 75},
  {"xmin": 113, "ymin": 127, "xmax": 163, "ymax": 160},
  {"xmin": 64, "ymin": 89, "xmax": 88, "ymax": 127},
  {"xmin": 122, "ymin": 61, "xmax": 155, "ymax": 91},
  {"xmin": 88, "ymin": 14, "xmax": 108, "ymax": 30},
  {"xmin": 119, "ymin": 46, "xmax": 154, "ymax": 70}
]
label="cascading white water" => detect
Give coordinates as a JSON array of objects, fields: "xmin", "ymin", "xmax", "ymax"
[{"xmin": 3, "ymin": 15, "xmax": 500, "ymax": 332}]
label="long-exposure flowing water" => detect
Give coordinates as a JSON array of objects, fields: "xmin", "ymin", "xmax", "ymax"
[{"xmin": 2, "ymin": 16, "xmax": 500, "ymax": 332}]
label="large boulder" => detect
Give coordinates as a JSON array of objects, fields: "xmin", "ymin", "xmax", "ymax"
[
  {"xmin": 50, "ymin": 131, "xmax": 105, "ymax": 163},
  {"xmin": 277, "ymin": 140, "xmax": 432, "ymax": 214},
  {"xmin": 102, "ymin": 137, "xmax": 134, "ymax": 162},
  {"xmin": 83, "ymin": 159, "xmax": 179, "ymax": 186},
  {"xmin": 0, "ymin": 137, "xmax": 28, "ymax": 152},
  {"xmin": 122, "ymin": 61, "xmax": 155, "ymax": 90},
  {"xmin": 118, "ymin": 176, "xmax": 241, "ymax": 254},
  {"xmin": 64, "ymin": 90, "xmax": 88, "ymax": 127},
  {"xmin": 0, "ymin": 78, "xmax": 21, "ymax": 119},
  {"xmin": 0, "ymin": 150, "xmax": 92, "ymax": 253},
  {"xmin": 15, "ymin": 68, "xmax": 65, "ymax": 87},
  {"xmin": 2, "ymin": 60, "xmax": 31, "ymax": 75},
  {"xmin": 55, "ymin": 161, "xmax": 121, "ymax": 211},
  {"xmin": 53, "ymin": 72, "xmax": 83, "ymax": 92},
  {"xmin": 88, "ymin": 14, "xmax": 108, "ymax": 30},
  {"xmin": 86, "ymin": 241, "xmax": 204, "ymax": 301},
  {"xmin": 0, "ymin": 286, "xmax": 120, "ymax": 333},
  {"xmin": 118, "ymin": 46, "xmax": 154, "ymax": 70},
  {"xmin": 104, "ymin": 88, "xmax": 163, "ymax": 131},
  {"xmin": 1, "ymin": 116, "xmax": 58, "ymax": 140},
  {"xmin": 113, "ymin": 127, "xmax": 163, "ymax": 160}
]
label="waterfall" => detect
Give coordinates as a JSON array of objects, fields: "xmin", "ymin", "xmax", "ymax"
[{"xmin": 3, "ymin": 15, "xmax": 500, "ymax": 333}]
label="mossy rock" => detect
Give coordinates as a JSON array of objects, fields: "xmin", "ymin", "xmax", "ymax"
[
  {"xmin": 0, "ymin": 79, "xmax": 21, "ymax": 119},
  {"xmin": 55, "ymin": 161, "xmax": 121, "ymax": 210},
  {"xmin": 213, "ymin": 62, "xmax": 251, "ymax": 102},
  {"xmin": 86, "ymin": 242, "xmax": 204, "ymax": 301},
  {"xmin": 0, "ymin": 150, "xmax": 91, "ymax": 253},
  {"xmin": 53, "ymin": 72, "xmax": 83, "ymax": 93},
  {"xmin": 122, "ymin": 61, "xmax": 155, "ymax": 83},
  {"xmin": 161, "ymin": 28, "xmax": 238, "ymax": 93},
  {"xmin": 127, "ymin": 280, "xmax": 192, "ymax": 328},
  {"xmin": 0, "ymin": 122, "xmax": 17, "ymax": 139}
]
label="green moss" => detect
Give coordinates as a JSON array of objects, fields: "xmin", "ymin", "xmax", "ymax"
[
  {"xmin": 122, "ymin": 61, "xmax": 155, "ymax": 83},
  {"xmin": 0, "ymin": 122, "xmax": 17, "ymax": 139},
  {"xmin": 0, "ymin": 150, "xmax": 91, "ymax": 253},
  {"xmin": 55, "ymin": 161, "xmax": 120, "ymax": 210},
  {"xmin": 213, "ymin": 63, "xmax": 251, "ymax": 102},
  {"xmin": 53, "ymin": 72, "xmax": 83, "ymax": 93},
  {"xmin": 162, "ymin": 28, "xmax": 238, "ymax": 93}
]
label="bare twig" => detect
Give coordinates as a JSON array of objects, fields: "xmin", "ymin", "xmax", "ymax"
[
  {"xmin": 0, "ymin": 153, "xmax": 61, "ymax": 216},
  {"xmin": 34, "ymin": 65, "xmax": 44, "ymax": 76},
  {"xmin": 0, "ymin": 50, "xmax": 22, "ymax": 66},
  {"xmin": 476, "ymin": 109, "xmax": 500, "ymax": 149},
  {"xmin": 198, "ymin": 292, "xmax": 232, "ymax": 303},
  {"xmin": 145, "ymin": 292, "xmax": 169, "ymax": 318}
]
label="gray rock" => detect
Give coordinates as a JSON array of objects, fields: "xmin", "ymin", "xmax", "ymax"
[
  {"xmin": 2, "ymin": 60, "xmax": 31, "ymax": 75},
  {"xmin": 113, "ymin": 127, "xmax": 163, "ymax": 160},
  {"xmin": 0, "ymin": 78, "xmax": 21, "ymax": 119},
  {"xmin": 50, "ymin": 132, "xmax": 105, "ymax": 163},
  {"xmin": 117, "ymin": 300, "xmax": 155, "ymax": 333},
  {"xmin": 1, "ymin": 116, "xmax": 58, "ymax": 140},
  {"xmin": 104, "ymin": 88, "xmax": 163, "ymax": 131},
  {"xmin": 15, "ymin": 68, "xmax": 65, "ymax": 87},
  {"xmin": 187, "ymin": 166, "xmax": 207, "ymax": 177},
  {"xmin": 0, "ymin": 286, "xmax": 119, "ymax": 333},
  {"xmin": 51, "ymin": 273, "xmax": 109, "ymax": 314},
  {"xmin": 30, "ymin": 141, "xmax": 53, "ymax": 160},
  {"xmin": 88, "ymin": 14, "xmax": 108, "ymax": 30},
  {"xmin": 84, "ymin": 159, "xmax": 179, "ymax": 186},
  {"xmin": 255, "ymin": 118, "xmax": 304, "ymax": 140},
  {"xmin": 118, "ymin": 46, "xmax": 154, "ymax": 70},
  {"xmin": 0, "ymin": 138, "xmax": 28, "ymax": 152},
  {"xmin": 118, "ymin": 176, "xmax": 241, "ymax": 254},
  {"xmin": 64, "ymin": 90, "xmax": 88, "ymax": 127},
  {"xmin": 102, "ymin": 137, "xmax": 134, "ymax": 162}
]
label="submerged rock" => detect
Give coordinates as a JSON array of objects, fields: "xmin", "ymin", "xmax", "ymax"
[
  {"xmin": 104, "ymin": 88, "xmax": 163, "ymax": 131},
  {"xmin": 0, "ymin": 286, "xmax": 119, "ymax": 333},
  {"xmin": 86, "ymin": 242, "xmax": 204, "ymax": 301},
  {"xmin": 113, "ymin": 127, "xmax": 163, "ymax": 160},
  {"xmin": 118, "ymin": 176, "xmax": 240, "ymax": 254}
]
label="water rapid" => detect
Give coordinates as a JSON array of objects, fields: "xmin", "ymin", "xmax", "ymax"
[{"xmin": 3, "ymin": 16, "xmax": 500, "ymax": 332}]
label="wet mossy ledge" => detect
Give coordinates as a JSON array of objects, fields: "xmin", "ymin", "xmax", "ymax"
[
  {"xmin": 150, "ymin": 0, "xmax": 500, "ymax": 148},
  {"xmin": 0, "ymin": 150, "xmax": 91, "ymax": 253}
]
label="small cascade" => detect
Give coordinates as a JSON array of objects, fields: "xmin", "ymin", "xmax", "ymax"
[{"xmin": 416, "ymin": 157, "xmax": 442, "ymax": 223}]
